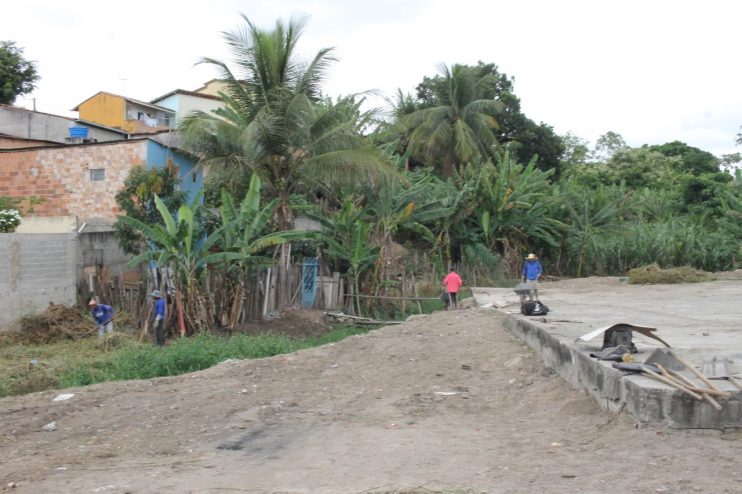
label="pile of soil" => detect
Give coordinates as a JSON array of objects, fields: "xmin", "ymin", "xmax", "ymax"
[{"xmin": 235, "ymin": 308, "xmax": 333, "ymax": 338}]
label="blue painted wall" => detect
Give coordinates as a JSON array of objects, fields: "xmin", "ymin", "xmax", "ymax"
[
  {"xmin": 154, "ymin": 94, "xmax": 180, "ymax": 114},
  {"xmin": 146, "ymin": 140, "xmax": 202, "ymax": 204}
]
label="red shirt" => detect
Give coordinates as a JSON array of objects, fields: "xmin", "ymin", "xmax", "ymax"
[{"xmin": 442, "ymin": 272, "xmax": 463, "ymax": 293}]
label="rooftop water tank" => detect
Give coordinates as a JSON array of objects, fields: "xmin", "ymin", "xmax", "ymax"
[{"xmin": 69, "ymin": 126, "xmax": 89, "ymax": 138}]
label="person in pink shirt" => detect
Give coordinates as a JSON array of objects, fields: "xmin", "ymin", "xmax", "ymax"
[{"xmin": 441, "ymin": 268, "xmax": 463, "ymax": 310}]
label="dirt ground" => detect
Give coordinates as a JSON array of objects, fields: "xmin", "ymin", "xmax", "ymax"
[{"xmin": 1, "ymin": 305, "xmax": 742, "ymax": 494}]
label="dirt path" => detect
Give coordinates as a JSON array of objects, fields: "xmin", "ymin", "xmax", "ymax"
[{"xmin": 1, "ymin": 308, "xmax": 741, "ymax": 493}]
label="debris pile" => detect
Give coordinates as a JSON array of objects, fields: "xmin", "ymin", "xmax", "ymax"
[
  {"xmin": 628, "ymin": 263, "xmax": 713, "ymax": 285},
  {"xmin": 16, "ymin": 304, "xmax": 95, "ymax": 344}
]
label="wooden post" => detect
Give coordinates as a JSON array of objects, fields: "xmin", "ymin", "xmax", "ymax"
[
  {"xmin": 331, "ymin": 271, "xmax": 340, "ymax": 310},
  {"xmin": 401, "ymin": 273, "xmax": 407, "ymax": 315},
  {"xmin": 262, "ymin": 267, "xmax": 271, "ymax": 317},
  {"xmin": 338, "ymin": 276, "xmax": 345, "ymax": 312},
  {"xmin": 411, "ymin": 273, "xmax": 423, "ymax": 314}
]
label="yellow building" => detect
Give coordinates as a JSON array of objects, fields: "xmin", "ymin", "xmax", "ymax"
[
  {"xmin": 192, "ymin": 79, "xmax": 229, "ymax": 97},
  {"xmin": 72, "ymin": 92, "xmax": 175, "ymax": 134}
]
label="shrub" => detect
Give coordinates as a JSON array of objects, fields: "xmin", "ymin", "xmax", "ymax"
[{"xmin": 0, "ymin": 209, "xmax": 21, "ymax": 233}]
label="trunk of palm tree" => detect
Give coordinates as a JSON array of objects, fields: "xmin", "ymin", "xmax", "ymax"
[
  {"xmin": 274, "ymin": 190, "xmax": 294, "ymax": 311},
  {"xmin": 276, "ymin": 242, "xmax": 292, "ymax": 309}
]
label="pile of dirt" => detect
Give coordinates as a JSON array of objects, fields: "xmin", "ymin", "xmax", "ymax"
[
  {"xmin": 234, "ymin": 308, "xmax": 333, "ymax": 338},
  {"xmin": 14, "ymin": 304, "xmax": 95, "ymax": 344},
  {"xmin": 628, "ymin": 263, "xmax": 714, "ymax": 285}
]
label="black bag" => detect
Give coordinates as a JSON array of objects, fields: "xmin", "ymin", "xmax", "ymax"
[
  {"xmin": 601, "ymin": 325, "xmax": 638, "ymax": 353},
  {"xmin": 521, "ymin": 300, "xmax": 549, "ymax": 316}
]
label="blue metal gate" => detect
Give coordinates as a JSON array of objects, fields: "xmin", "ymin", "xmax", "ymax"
[{"xmin": 301, "ymin": 257, "xmax": 318, "ymax": 308}]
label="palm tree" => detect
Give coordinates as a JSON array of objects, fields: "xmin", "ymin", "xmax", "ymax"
[
  {"xmin": 181, "ymin": 15, "xmax": 393, "ymax": 307},
  {"xmin": 403, "ymin": 64, "xmax": 503, "ymax": 176}
]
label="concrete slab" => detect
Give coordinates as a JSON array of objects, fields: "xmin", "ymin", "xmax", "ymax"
[{"xmin": 472, "ymin": 277, "xmax": 742, "ymax": 428}]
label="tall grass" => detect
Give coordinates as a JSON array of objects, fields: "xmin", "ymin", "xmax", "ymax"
[{"xmin": 1, "ymin": 326, "xmax": 370, "ymax": 398}]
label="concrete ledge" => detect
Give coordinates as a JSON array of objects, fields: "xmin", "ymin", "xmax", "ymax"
[{"xmin": 503, "ymin": 313, "xmax": 742, "ymax": 428}]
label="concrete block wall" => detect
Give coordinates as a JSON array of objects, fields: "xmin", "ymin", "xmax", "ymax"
[
  {"xmin": 0, "ymin": 232, "xmax": 77, "ymax": 329},
  {"xmin": 0, "ymin": 140, "xmax": 147, "ymax": 222},
  {"xmin": 503, "ymin": 315, "xmax": 742, "ymax": 428}
]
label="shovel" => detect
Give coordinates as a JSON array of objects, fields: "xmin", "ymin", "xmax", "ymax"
[
  {"xmin": 612, "ymin": 362, "xmax": 703, "ymax": 400},
  {"xmin": 644, "ymin": 348, "xmax": 685, "ymax": 371},
  {"xmin": 702, "ymin": 357, "xmax": 742, "ymax": 391}
]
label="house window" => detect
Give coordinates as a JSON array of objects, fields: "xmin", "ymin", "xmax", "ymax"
[{"xmin": 89, "ymin": 168, "xmax": 106, "ymax": 181}]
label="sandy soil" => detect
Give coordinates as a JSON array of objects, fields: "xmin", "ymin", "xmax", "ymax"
[{"xmin": 1, "ymin": 307, "xmax": 741, "ymax": 494}]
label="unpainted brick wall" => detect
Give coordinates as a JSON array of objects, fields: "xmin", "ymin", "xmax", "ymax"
[
  {"xmin": 0, "ymin": 140, "xmax": 147, "ymax": 222},
  {"xmin": 0, "ymin": 232, "xmax": 77, "ymax": 329}
]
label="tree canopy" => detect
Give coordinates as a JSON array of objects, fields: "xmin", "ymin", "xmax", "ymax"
[
  {"xmin": 0, "ymin": 41, "xmax": 39, "ymax": 105},
  {"xmin": 410, "ymin": 62, "xmax": 564, "ymax": 174}
]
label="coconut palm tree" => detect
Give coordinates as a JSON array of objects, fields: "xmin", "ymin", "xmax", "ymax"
[
  {"xmin": 181, "ymin": 15, "xmax": 393, "ymax": 307},
  {"xmin": 403, "ymin": 64, "xmax": 503, "ymax": 176}
]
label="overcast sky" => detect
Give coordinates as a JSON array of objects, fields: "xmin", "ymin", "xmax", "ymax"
[{"xmin": 4, "ymin": 0, "xmax": 741, "ymax": 156}]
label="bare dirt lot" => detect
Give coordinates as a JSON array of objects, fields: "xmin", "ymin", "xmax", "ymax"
[{"xmin": 1, "ymin": 307, "xmax": 742, "ymax": 493}]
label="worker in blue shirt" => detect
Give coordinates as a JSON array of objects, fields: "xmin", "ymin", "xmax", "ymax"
[
  {"xmin": 152, "ymin": 290, "xmax": 167, "ymax": 346},
  {"xmin": 89, "ymin": 298, "xmax": 115, "ymax": 337},
  {"xmin": 521, "ymin": 253, "xmax": 543, "ymax": 301}
]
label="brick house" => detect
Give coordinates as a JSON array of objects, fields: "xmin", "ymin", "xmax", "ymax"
[
  {"xmin": 0, "ymin": 137, "xmax": 200, "ymax": 223},
  {"xmin": 0, "ymin": 138, "xmax": 201, "ymax": 284}
]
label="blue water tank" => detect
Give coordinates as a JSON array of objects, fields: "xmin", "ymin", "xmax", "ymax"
[{"xmin": 69, "ymin": 126, "xmax": 89, "ymax": 138}]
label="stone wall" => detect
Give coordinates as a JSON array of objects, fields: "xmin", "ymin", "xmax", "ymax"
[{"xmin": 0, "ymin": 233, "xmax": 77, "ymax": 329}]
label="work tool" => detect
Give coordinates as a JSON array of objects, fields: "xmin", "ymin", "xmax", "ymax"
[
  {"xmin": 656, "ymin": 363, "xmax": 722, "ymax": 411},
  {"xmin": 667, "ymin": 349, "xmax": 731, "ymax": 399},
  {"xmin": 643, "ymin": 348, "xmax": 684, "ymax": 371},
  {"xmin": 612, "ymin": 362, "xmax": 703, "ymax": 400},
  {"xmin": 702, "ymin": 357, "xmax": 742, "ymax": 391}
]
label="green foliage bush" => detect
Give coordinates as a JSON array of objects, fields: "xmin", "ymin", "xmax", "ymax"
[{"xmin": 0, "ymin": 209, "xmax": 21, "ymax": 233}]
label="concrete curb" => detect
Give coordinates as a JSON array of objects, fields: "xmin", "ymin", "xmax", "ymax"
[{"xmin": 502, "ymin": 312, "xmax": 742, "ymax": 428}]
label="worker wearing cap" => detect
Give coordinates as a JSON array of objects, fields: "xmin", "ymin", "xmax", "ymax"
[
  {"xmin": 89, "ymin": 298, "xmax": 115, "ymax": 337},
  {"xmin": 521, "ymin": 253, "xmax": 543, "ymax": 301},
  {"xmin": 151, "ymin": 290, "xmax": 167, "ymax": 346}
]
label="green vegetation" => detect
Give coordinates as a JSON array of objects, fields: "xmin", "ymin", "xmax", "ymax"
[
  {"xmin": 113, "ymin": 163, "xmax": 187, "ymax": 255},
  {"xmin": 0, "ymin": 40, "xmax": 39, "ymax": 104},
  {"xmin": 0, "ymin": 326, "xmax": 371, "ymax": 398},
  {"xmin": 109, "ymin": 14, "xmax": 742, "ymax": 329}
]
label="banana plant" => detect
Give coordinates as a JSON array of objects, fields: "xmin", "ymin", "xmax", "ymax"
[
  {"xmin": 218, "ymin": 175, "xmax": 310, "ymax": 272},
  {"xmin": 364, "ymin": 170, "xmax": 454, "ymax": 291},
  {"xmin": 323, "ymin": 219, "xmax": 379, "ymax": 316},
  {"xmin": 119, "ymin": 192, "xmax": 244, "ymax": 332},
  {"xmin": 468, "ymin": 151, "xmax": 561, "ymax": 274}
]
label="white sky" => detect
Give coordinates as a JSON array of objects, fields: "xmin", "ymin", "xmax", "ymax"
[{"xmin": 4, "ymin": 0, "xmax": 741, "ymax": 156}]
